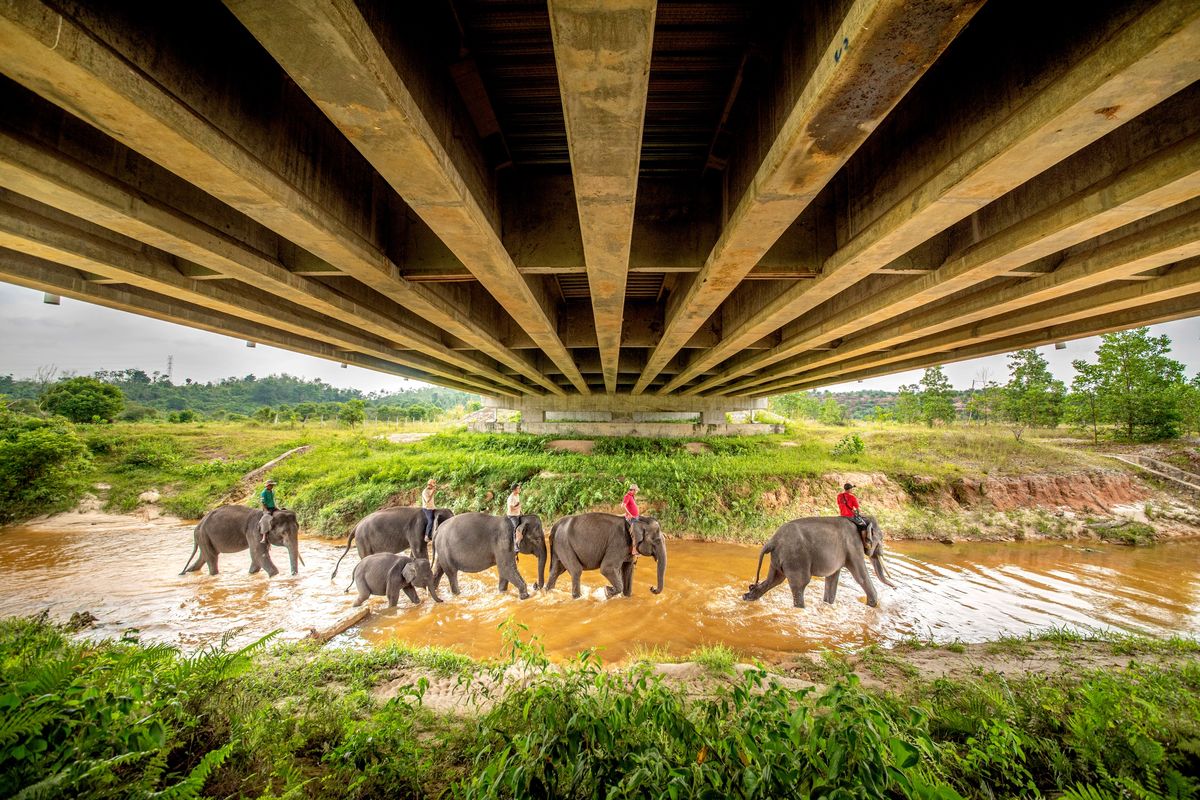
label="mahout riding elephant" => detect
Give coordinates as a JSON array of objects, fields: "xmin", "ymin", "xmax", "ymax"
[
  {"xmin": 331, "ymin": 506, "xmax": 453, "ymax": 579},
  {"xmin": 431, "ymin": 512, "xmax": 547, "ymax": 599},
  {"xmin": 742, "ymin": 515, "xmax": 896, "ymax": 608},
  {"xmin": 349, "ymin": 553, "xmax": 442, "ymax": 607},
  {"xmin": 180, "ymin": 506, "xmax": 303, "ymax": 577},
  {"xmin": 545, "ymin": 513, "xmax": 666, "ymax": 598}
]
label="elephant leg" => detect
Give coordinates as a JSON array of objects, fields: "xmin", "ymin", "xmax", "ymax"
[
  {"xmin": 545, "ymin": 556, "xmax": 565, "ymax": 591},
  {"xmin": 432, "ymin": 562, "xmax": 444, "ymax": 592},
  {"xmin": 402, "ymin": 585, "xmax": 420, "ymax": 605},
  {"xmin": 204, "ymin": 545, "xmax": 219, "ymax": 576},
  {"xmin": 353, "ymin": 582, "xmax": 370, "ymax": 608},
  {"xmin": 743, "ymin": 556, "xmax": 785, "ymax": 601},
  {"xmin": 845, "ymin": 558, "xmax": 879, "ymax": 607},
  {"xmin": 498, "ymin": 577, "xmax": 509, "ymax": 592},
  {"xmin": 786, "ymin": 569, "xmax": 812, "ymax": 609},
  {"xmin": 600, "ymin": 562, "xmax": 625, "ymax": 598},
  {"xmin": 447, "ymin": 569, "xmax": 462, "ymax": 596},
  {"xmin": 621, "ymin": 561, "xmax": 634, "ymax": 597},
  {"xmin": 554, "ymin": 548, "xmax": 586, "ymax": 599},
  {"xmin": 570, "ymin": 570, "xmax": 583, "ymax": 599},
  {"xmin": 497, "ymin": 560, "xmax": 529, "ymax": 599},
  {"xmin": 823, "ymin": 570, "xmax": 840, "ymax": 604}
]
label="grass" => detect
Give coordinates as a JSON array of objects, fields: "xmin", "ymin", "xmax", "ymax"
[
  {"xmin": 62, "ymin": 421, "xmax": 1114, "ymax": 539},
  {"xmin": 687, "ymin": 643, "xmax": 740, "ymax": 674},
  {"xmin": 5, "ymin": 615, "xmax": 1199, "ymax": 800}
]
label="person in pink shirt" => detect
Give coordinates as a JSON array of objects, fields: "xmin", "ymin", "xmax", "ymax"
[{"xmin": 622, "ymin": 483, "xmax": 640, "ymax": 557}]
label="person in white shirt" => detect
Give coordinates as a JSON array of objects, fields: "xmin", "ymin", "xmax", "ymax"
[
  {"xmin": 421, "ymin": 478, "xmax": 437, "ymax": 542},
  {"xmin": 505, "ymin": 483, "xmax": 522, "ymax": 553}
]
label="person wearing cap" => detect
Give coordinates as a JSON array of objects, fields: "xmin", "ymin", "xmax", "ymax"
[
  {"xmin": 259, "ymin": 479, "xmax": 278, "ymax": 542},
  {"xmin": 505, "ymin": 483, "xmax": 522, "ymax": 553},
  {"xmin": 421, "ymin": 478, "xmax": 438, "ymax": 542},
  {"xmin": 836, "ymin": 482, "xmax": 869, "ymax": 544},
  {"xmin": 623, "ymin": 483, "xmax": 640, "ymax": 557}
]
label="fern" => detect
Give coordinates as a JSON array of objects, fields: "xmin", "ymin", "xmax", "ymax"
[
  {"xmin": 148, "ymin": 743, "xmax": 232, "ymax": 800},
  {"xmin": 1061, "ymin": 785, "xmax": 1118, "ymax": 800}
]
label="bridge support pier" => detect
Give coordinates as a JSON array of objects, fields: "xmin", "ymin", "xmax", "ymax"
[{"xmin": 476, "ymin": 396, "xmax": 777, "ymax": 437}]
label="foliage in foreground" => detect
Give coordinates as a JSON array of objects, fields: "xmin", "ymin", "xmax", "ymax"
[{"xmin": 2, "ymin": 617, "xmax": 1199, "ymax": 799}]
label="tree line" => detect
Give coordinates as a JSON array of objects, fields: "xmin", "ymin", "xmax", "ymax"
[{"xmin": 770, "ymin": 328, "xmax": 1199, "ymax": 441}]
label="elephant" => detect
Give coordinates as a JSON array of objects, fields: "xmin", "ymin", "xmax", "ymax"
[
  {"xmin": 349, "ymin": 553, "xmax": 442, "ymax": 607},
  {"xmin": 431, "ymin": 512, "xmax": 547, "ymax": 599},
  {"xmin": 330, "ymin": 506, "xmax": 453, "ymax": 580},
  {"xmin": 180, "ymin": 506, "xmax": 303, "ymax": 577},
  {"xmin": 742, "ymin": 515, "xmax": 896, "ymax": 608},
  {"xmin": 545, "ymin": 513, "xmax": 666, "ymax": 599}
]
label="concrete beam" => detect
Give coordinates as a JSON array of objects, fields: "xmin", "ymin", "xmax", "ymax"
[
  {"xmin": 631, "ymin": 0, "xmax": 983, "ymax": 393},
  {"xmin": 666, "ymin": 0, "xmax": 1200, "ymax": 394},
  {"xmin": 0, "ymin": 197, "xmax": 520, "ymax": 397},
  {"xmin": 746, "ymin": 258, "xmax": 1200, "ymax": 395},
  {"xmin": 489, "ymin": 394, "xmax": 766, "ymax": 414},
  {"xmin": 223, "ymin": 0, "xmax": 587, "ymax": 394},
  {"xmin": 0, "ymin": 0, "xmax": 557, "ymax": 393},
  {"xmin": 0, "ymin": 252, "xmax": 497, "ymax": 395},
  {"xmin": 549, "ymin": 0, "xmax": 655, "ymax": 393},
  {"xmin": 0, "ymin": 127, "xmax": 539, "ymax": 396},
  {"xmin": 722, "ymin": 203, "xmax": 1200, "ymax": 393},
  {"xmin": 748, "ymin": 291, "xmax": 1200, "ymax": 397}
]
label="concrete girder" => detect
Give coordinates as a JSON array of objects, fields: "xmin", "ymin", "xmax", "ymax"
[
  {"xmin": 630, "ymin": 0, "xmax": 984, "ymax": 394},
  {"xmin": 663, "ymin": 0, "xmax": 1200, "ymax": 395},
  {"xmin": 746, "ymin": 291, "xmax": 1200, "ymax": 398},
  {"xmin": 745, "ymin": 257, "xmax": 1200, "ymax": 396},
  {"xmin": 707, "ymin": 135, "xmax": 1200, "ymax": 394},
  {"xmin": 0, "ymin": 198, "xmax": 520, "ymax": 397},
  {"xmin": 0, "ymin": 0, "xmax": 558, "ymax": 393},
  {"xmin": 0, "ymin": 127, "xmax": 539, "ymax": 397},
  {"xmin": 0, "ymin": 251, "xmax": 494, "ymax": 394},
  {"xmin": 549, "ymin": 0, "xmax": 655, "ymax": 393},
  {"xmin": 223, "ymin": 0, "xmax": 587, "ymax": 394}
]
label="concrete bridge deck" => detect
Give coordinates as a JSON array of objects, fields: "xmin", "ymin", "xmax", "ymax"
[{"xmin": 1, "ymin": 0, "xmax": 1197, "ymax": 415}]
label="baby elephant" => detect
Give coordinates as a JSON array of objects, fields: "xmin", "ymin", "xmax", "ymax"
[
  {"xmin": 743, "ymin": 516, "xmax": 896, "ymax": 608},
  {"xmin": 349, "ymin": 553, "xmax": 442, "ymax": 607}
]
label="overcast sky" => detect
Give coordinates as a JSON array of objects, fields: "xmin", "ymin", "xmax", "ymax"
[{"xmin": 1, "ymin": 282, "xmax": 1197, "ymax": 395}]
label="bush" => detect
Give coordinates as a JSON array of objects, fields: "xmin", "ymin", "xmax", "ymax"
[
  {"xmin": 167, "ymin": 409, "xmax": 199, "ymax": 423},
  {"xmin": 39, "ymin": 376, "xmax": 124, "ymax": 423},
  {"xmin": 0, "ymin": 410, "xmax": 91, "ymax": 523},
  {"xmin": 118, "ymin": 403, "xmax": 159, "ymax": 422},
  {"xmin": 831, "ymin": 433, "xmax": 865, "ymax": 456}
]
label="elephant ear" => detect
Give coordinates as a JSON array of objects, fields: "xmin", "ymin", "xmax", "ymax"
[
  {"xmin": 401, "ymin": 561, "xmax": 418, "ymax": 584},
  {"xmin": 258, "ymin": 514, "xmax": 272, "ymax": 538}
]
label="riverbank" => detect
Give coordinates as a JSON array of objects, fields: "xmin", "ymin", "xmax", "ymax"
[
  {"xmin": 48, "ymin": 421, "xmax": 1200, "ymax": 544},
  {"xmin": 3, "ymin": 615, "xmax": 1197, "ymax": 799}
]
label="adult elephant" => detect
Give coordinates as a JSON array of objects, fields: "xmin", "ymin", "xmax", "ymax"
[
  {"xmin": 180, "ymin": 506, "xmax": 302, "ymax": 577},
  {"xmin": 545, "ymin": 513, "xmax": 666, "ymax": 599},
  {"xmin": 330, "ymin": 506, "xmax": 453, "ymax": 579},
  {"xmin": 742, "ymin": 515, "xmax": 896, "ymax": 608},
  {"xmin": 431, "ymin": 512, "xmax": 547, "ymax": 599}
]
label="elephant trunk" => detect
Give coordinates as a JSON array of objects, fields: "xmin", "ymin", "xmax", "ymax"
[
  {"xmin": 287, "ymin": 534, "xmax": 300, "ymax": 575},
  {"xmin": 651, "ymin": 540, "xmax": 666, "ymax": 595},
  {"xmin": 871, "ymin": 551, "xmax": 897, "ymax": 589},
  {"xmin": 535, "ymin": 548, "xmax": 546, "ymax": 590}
]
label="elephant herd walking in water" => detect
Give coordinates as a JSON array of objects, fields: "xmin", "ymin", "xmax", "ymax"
[{"xmin": 182, "ymin": 504, "xmax": 895, "ymax": 610}]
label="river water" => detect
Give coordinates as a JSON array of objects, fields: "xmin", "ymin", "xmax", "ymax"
[{"xmin": 0, "ymin": 522, "xmax": 1196, "ymax": 662}]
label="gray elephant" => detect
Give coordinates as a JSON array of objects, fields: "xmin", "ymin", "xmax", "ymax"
[
  {"xmin": 331, "ymin": 506, "xmax": 453, "ymax": 579},
  {"xmin": 545, "ymin": 513, "xmax": 666, "ymax": 598},
  {"xmin": 180, "ymin": 506, "xmax": 303, "ymax": 577},
  {"xmin": 349, "ymin": 553, "xmax": 442, "ymax": 607},
  {"xmin": 742, "ymin": 516, "xmax": 896, "ymax": 608},
  {"xmin": 431, "ymin": 512, "xmax": 547, "ymax": 599}
]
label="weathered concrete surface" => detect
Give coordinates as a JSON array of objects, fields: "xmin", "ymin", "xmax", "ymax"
[
  {"xmin": 471, "ymin": 421, "xmax": 784, "ymax": 438},
  {"xmin": 633, "ymin": 0, "xmax": 984, "ymax": 393},
  {"xmin": 550, "ymin": 0, "xmax": 655, "ymax": 393}
]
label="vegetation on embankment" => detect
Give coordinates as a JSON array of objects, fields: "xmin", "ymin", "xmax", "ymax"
[
  {"xmin": 7, "ymin": 417, "xmax": 1192, "ymax": 541},
  {"xmin": 3, "ymin": 615, "xmax": 1199, "ymax": 799}
]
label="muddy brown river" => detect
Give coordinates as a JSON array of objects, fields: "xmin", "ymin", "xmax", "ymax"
[{"xmin": 0, "ymin": 522, "xmax": 1196, "ymax": 662}]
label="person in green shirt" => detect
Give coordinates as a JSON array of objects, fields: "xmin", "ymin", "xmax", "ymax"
[{"xmin": 259, "ymin": 479, "xmax": 278, "ymax": 543}]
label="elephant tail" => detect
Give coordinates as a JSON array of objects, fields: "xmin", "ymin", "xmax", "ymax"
[
  {"xmin": 179, "ymin": 541, "xmax": 200, "ymax": 575},
  {"xmin": 331, "ymin": 529, "xmax": 356, "ymax": 579},
  {"xmin": 751, "ymin": 540, "xmax": 775, "ymax": 589}
]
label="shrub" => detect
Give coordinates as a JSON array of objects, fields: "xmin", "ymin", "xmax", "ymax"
[
  {"xmin": 38, "ymin": 376, "xmax": 124, "ymax": 423},
  {"xmin": 118, "ymin": 403, "xmax": 159, "ymax": 422},
  {"xmin": 831, "ymin": 433, "xmax": 865, "ymax": 456},
  {"xmin": 167, "ymin": 409, "xmax": 199, "ymax": 423},
  {"xmin": 0, "ymin": 410, "xmax": 91, "ymax": 523}
]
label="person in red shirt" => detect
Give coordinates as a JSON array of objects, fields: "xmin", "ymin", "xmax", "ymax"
[
  {"xmin": 837, "ymin": 482, "xmax": 869, "ymax": 545},
  {"xmin": 623, "ymin": 483, "xmax": 640, "ymax": 557}
]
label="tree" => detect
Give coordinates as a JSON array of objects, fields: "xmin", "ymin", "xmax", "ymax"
[
  {"xmin": 817, "ymin": 398, "xmax": 847, "ymax": 425},
  {"xmin": 1088, "ymin": 328, "xmax": 1186, "ymax": 440},
  {"xmin": 1178, "ymin": 375, "xmax": 1200, "ymax": 438},
  {"xmin": 1064, "ymin": 360, "xmax": 1103, "ymax": 444},
  {"xmin": 0, "ymin": 409, "xmax": 91, "ymax": 523},
  {"xmin": 893, "ymin": 384, "xmax": 921, "ymax": 424},
  {"xmin": 338, "ymin": 399, "xmax": 366, "ymax": 427},
  {"xmin": 770, "ymin": 391, "xmax": 821, "ymax": 420},
  {"xmin": 917, "ymin": 367, "xmax": 956, "ymax": 426},
  {"xmin": 39, "ymin": 377, "xmax": 124, "ymax": 423},
  {"xmin": 999, "ymin": 349, "xmax": 1064, "ymax": 440},
  {"xmin": 964, "ymin": 381, "xmax": 1001, "ymax": 425}
]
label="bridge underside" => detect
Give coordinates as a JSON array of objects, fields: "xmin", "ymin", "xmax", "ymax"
[{"xmin": 1, "ymin": 0, "xmax": 1198, "ymax": 407}]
